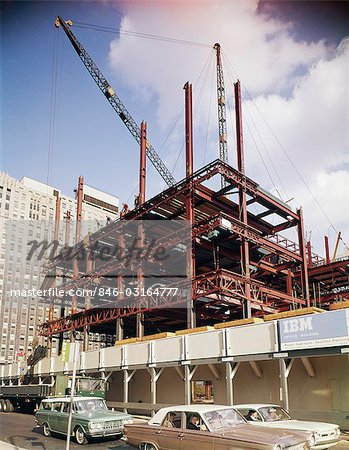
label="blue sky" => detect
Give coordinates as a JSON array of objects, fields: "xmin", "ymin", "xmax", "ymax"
[{"xmin": 1, "ymin": 0, "xmax": 348, "ymax": 254}]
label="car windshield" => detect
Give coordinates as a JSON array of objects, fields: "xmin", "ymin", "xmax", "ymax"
[
  {"xmin": 258, "ymin": 406, "xmax": 291, "ymax": 422},
  {"xmin": 203, "ymin": 408, "xmax": 245, "ymax": 432},
  {"xmin": 74, "ymin": 399, "xmax": 108, "ymax": 414}
]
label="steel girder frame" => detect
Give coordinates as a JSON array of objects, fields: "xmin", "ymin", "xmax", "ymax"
[{"xmin": 38, "ymin": 159, "xmax": 309, "ymax": 337}]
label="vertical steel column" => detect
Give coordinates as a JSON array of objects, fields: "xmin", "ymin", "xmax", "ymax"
[
  {"xmin": 136, "ymin": 122, "xmax": 147, "ymax": 339},
  {"xmin": 58, "ymin": 211, "xmax": 71, "ymax": 355},
  {"xmin": 48, "ymin": 195, "xmax": 61, "ymax": 357},
  {"xmin": 307, "ymin": 241, "xmax": 313, "ymax": 267},
  {"xmin": 139, "ymin": 121, "xmax": 147, "ymax": 205},
  {"xmin": 72, "ymin": 176, "xmax": 84, "ymax": 315},
  {"xmin": 286, "ymin": 269, "xmax": 293, "ymax": 296},
  {"xmin": 324, "ymin": 236, "xmax": 330, "ymax": 264},
  {"xmin": 184, "ymin": 82, "xmax": 196, "ymax": 329},
  {"xmin": 117, "ymin": 231, "xmax": 125, "ymax": 342},
  {"xmin": 234, "ymin": 80, "xmax": 251, "ymax": 317},
  {"xmin": 297, "ymin": 207, "xmax": 310, "ymax": 305},
  {"xmin": 83, "ymin": 234, "xmax": 92, "ymax": 351}
]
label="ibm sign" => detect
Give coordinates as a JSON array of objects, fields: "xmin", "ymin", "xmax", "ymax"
[{"xmin": 279, "ymin": 309, "xmax": 349, "ymax": 351}]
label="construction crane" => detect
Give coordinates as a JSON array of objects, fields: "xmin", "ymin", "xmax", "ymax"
[
  {"xmin": 55, "ymin": 16, "xmax": 176, "ymax": 187},
  {"xmin": 213, "ymin": 43, "xmax": 228, "ymax": 188}
]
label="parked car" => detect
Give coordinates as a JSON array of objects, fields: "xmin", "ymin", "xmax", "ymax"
[
  {"xmin": 124, "ymin": 404, "xmax": 311, "ymax": 450},
  {"xmin": 35, "ymin": 396, "xmax": 133, "ymax": 444},
  {"xmin": 234, "ymin": 404, "xmax": 340, "ymax": 449}
]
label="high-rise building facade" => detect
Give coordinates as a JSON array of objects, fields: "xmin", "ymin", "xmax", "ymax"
[{"xmin": 0, "ymin": 172, "xmax": 119, "ymax": 363}]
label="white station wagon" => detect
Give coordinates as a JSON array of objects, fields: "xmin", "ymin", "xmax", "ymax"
[{"xmin": 234, "ymin": 404, "xmax": 340, "ymax": 449}]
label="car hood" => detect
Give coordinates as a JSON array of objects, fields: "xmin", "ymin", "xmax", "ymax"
[
  {"xmin": 74, "ymin": 411, "xmax": 132, "ymax": 422},
  {"xmin": 253, "ymin": 420, "xmax": 337, "ymax": 433},
  {"xmin": 217, "ymin": 424, "xmax": 309, "ymax": 445}
]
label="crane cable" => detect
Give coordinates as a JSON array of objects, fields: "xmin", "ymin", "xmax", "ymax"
[
  {"xmin": 203, "ymin": 58, "xmax": 216, "ymax": 166},
  {"xmin": 72, "ymin": 21, "xmax": 211, "ymax": 48},
  {"xmin": 222, "ymin": 51, "xmax": 349, "ymax": 253},
  {"xmin": 222, "ymin": 53, "xmax": 288, "ymax": 201},
  {"xmin": 46, "ymin": 27, "xmax": 60, "ymax": 215},
  {"xmin": 126, "ymin": 48, "xmax": 214, "ymax": 203},
  {"xmin": 170, "ymin": 49, "xmax": 215, "ymax": 175}
]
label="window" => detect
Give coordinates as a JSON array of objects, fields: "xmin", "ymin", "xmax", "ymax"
[
  {"xmin": 192, "ymin": 380, "xmax": 214, "ymax": 403},
  {"xmin": 161, "ymin": 411, "xmax": 181, "ymax": 428},
  {"xmin": 41, "ymin": 402, "xmax": 52, "ymax": 411},
  {"xmin": 52, "ymin": 402, "xmax": 62, "ymax": 412},
  {"xmin": 62, "ymin": 402, "xmax": 71, "ymax": 413}
]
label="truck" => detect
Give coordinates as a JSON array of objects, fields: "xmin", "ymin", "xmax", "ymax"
[{"xmin": 0, "ymin": 375, "xmax": 107, "ymax": 414}]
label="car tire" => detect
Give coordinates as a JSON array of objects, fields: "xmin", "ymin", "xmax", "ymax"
[
  {"xmin": 0, "ymin": 400, "xmax": 4, "ymax": 412},
  {"xmin": 75, "ymin": 426, "xmax": 88, "ymax": 445},
  {"xmin": 3, "ymin": 400, "xmax": 12, "ymax": 413},
  {"xmin": 143, "ymin": 444, "xmax": 157, "ymax": 450},
  {"xmin": 7, "ymin": 401, "xmax": 14, "ymax": 412},
  {"xmin": 43, "ymin": 422, "xmax": 51, "ymax": 437}
]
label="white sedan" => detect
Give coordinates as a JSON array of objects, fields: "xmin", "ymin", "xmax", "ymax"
[{"xmin": 234, "ymin": 404, "xmax": 340, "ymax": 449}]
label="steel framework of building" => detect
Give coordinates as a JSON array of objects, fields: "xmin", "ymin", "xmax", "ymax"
[{"xmin": 38, "ymin": 79, "xmax": 349, "ymax": 349}]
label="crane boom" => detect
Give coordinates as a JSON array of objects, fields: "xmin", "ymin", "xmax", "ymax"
[
  {"xmin": 55, "ymin": 16, "xmax": 176, "ymax": 187},
  {"xmin": 214, "ymin": 43, "xmax": 228, "ymax": 188}
]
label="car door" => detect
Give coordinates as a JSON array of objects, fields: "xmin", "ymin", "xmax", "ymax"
[
  {"xmin": 56, "ymin": 401, "xmax": 70, "ymax": 434},
  {"xmin": 49, "ymin": 402, "xmax": 63, "ymax": 432},
  {"xmin": 158, "ymin": 411, "xmax": 184, "ymax": 450},
  {"xmin": 179, "ymin": 413, "xmax": 214, "ymax": 450}
]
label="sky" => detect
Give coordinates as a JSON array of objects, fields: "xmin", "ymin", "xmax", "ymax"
[{"xmin": 1, "ymin": 0, "xmax": 348, "ymax": 256}]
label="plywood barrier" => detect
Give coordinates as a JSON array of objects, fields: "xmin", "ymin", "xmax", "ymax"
[
  {"xmin": 175, "ymin": 326, "xmax": 214, "ymax": 336},
  {"xmin": 329, "ymin": 301, "xmax": 349, "ymax": 310},
  {"xmin": 115, "ymin": 337, "xmax": 141, "ymax": 346},
  {"xmin": 141, "ymin": 332, "xmax": 175, "ymax": 342},
  {"xmin": 214, "ymin": 317, "xmax": 264, "ymax": 329},
  {"xmin": 263, "ymin": 307, "xmax": 325, "ymax": 321}
]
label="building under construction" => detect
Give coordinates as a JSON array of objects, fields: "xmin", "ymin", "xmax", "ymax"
[{"xmin": 37, "ymin": 18, "xmax": 349, "ymax": 351}]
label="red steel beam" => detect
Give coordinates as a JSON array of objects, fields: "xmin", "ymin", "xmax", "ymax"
[
  {"xmin": 72, "ymin": 176, "xmax": 84, "ymax": 315},
  {"xmin": 139, "ymin": 121, "xmax": 147, "ymax": 205},
  {"xmin": 324, "ymin": 235, "xmax": 330, "ymax": 264},
  {"xmin": 185, "ymin": 81, "xmax": 195, "ymax": 328},
  {"xmin": 297, "ymin": 207, "xmax": 310, "ymax": 305}
]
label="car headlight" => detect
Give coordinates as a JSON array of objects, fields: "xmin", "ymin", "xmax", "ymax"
[
  {"xmin": 89, "ymin": 422, "xmax": 104, "ymax": 430},
  {"xmin": 334, "ymin": 427, "xmax": 340, "ymax": 438},
  {"xmin": 273, "ymin": 446, "xmax": 282, "ymax": 450}
]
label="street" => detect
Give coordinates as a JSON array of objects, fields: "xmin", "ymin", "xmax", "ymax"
[
  {"xmin": 0, "ymin": 412, "xmax": 349, "ymax": 450},
  {"xmin": 0, "ymin": 412, "xmax": 133, "ymax": 450}
]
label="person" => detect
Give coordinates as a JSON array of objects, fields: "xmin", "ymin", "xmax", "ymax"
[
  {"xmin": 267, "ymin": 408, "xmax": 281, "ymax": 421},
  {"xmin": 187, "ymin": 413, "xmax": 200, "ymax": 430},
  {"xmin": 163, "ymin": 412, "xmax": 176, "ymax": 428},
  {"xmin": 245, "ymin": 410, "xmax": 260, "ymax": 421}
]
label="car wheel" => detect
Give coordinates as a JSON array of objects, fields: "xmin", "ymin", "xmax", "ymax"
[
  {"xmin": 75, "ymin": 426, "xmax": 88, "ymax": 445},
  {"xmin": 143, "ymin": 444, "xmax": 157, "ymax": 450},
  {"xmin": 3, "ymin": 400, "xmax": 12, "ymax": 412},
  {"xmin": 43, "ymin": 422, "xmax": 51, "ymax": 437},
  {"xmin": 7, "ymin": 401, "xmax": 14, "ymax": 412},
  {"xmin": 0, "ymin": 400, "xmax": 4, "ymax": 412}
]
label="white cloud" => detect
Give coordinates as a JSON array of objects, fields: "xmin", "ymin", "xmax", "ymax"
[{"xmin": 108, "ymin": 0, "xmax": 348, "ymax": 254}]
